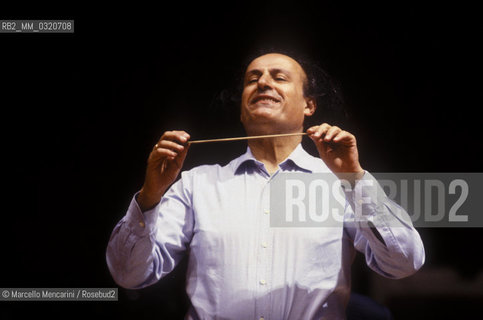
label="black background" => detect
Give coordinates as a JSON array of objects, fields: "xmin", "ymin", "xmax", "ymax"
[{"xmin": 1, "ymin": 1, "xmax": 482, "ymax": 319}]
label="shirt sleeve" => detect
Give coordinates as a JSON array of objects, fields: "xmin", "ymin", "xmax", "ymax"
[
  {"xmin": 343, "ymin": 171, "xmax": 425, "ymax": 279},
  {"xmin": 106, "ymin": 171, "xmax": 194, "ymax": 289}
]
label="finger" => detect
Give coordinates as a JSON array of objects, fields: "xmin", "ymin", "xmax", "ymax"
[
  {"xmin": 174, "ymin": 142, "xmax": 190, "ymax": 166},
  {"xmin": 324, "ymin": 126, "xmax": 341, "ymax": 142},
  {"xmin": 172, "ymin": 130, "xmax": 191, "ymax": 143},
  {"xmin": 306, "ymin": 126, "xmax": 319, "ymax": 134},
  {"xmin": 152, "ymin": 147, "xmax": 178, "ymax": 159},
  {"xmin": 332, "ymin": 130, "xmax": 355, "ymax": 145},
  {"xmin": 161, "ymin": 130, "xmax": 191, "ymax": 144},
  {"xmin": 308, "ymin": 123, "xmax": 331, "ymax": 139},
  {"xmin": 155, "ymin": 140, "xmax": 185, "ymax": 153}
]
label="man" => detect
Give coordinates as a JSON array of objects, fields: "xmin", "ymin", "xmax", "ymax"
[{"xmin": 106, "ymin": 53, "xmax": 425, "ymax": 319}]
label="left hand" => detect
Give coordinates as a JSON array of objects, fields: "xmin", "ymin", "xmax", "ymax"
[{"xmin": 307, "ymin": 123, "xmax": 364, "ymax": 179}]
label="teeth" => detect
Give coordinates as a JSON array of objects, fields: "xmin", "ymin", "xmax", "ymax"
[{"xmin": 256, "ymin": 97, "xmax": 278, "ymax": 103}]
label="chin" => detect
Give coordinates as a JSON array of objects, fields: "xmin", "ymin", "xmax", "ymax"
[
  {"xmin": 242, "ymin": 119, "xmax": 288, "ymax": 136},
  {"xmin": 243, "ymin": 113, "xmax": 276, "ymax": 126}
]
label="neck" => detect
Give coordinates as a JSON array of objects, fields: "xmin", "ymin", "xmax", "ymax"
[{"xmin": 247, "ymin": 135, "xmax": 302, "ymax": 175}]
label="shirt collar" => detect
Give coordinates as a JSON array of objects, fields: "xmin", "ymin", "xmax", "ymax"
[{"xmin": 230, "ymin": 143, "xmax": 331, "ymax": 174}]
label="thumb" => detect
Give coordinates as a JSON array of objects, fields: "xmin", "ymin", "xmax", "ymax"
[{"xmin": 174, "ymin": 143, "xmax": 190, "ymax": 168}]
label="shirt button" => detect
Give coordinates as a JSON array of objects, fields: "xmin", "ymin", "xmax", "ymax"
[
  {"xmin": 264, "ymin": 209, "xmax": 269, "ymax": 215},
  {"xmin": 259, "ymin": 279, "xmax": 266, "ymax": 285},
  {"xmin": 139, "ymin": 221, "xmax": 145, "ymax": 228},
  {"xmin": 261, "ymin": 242, "xmax": 268, "ymax": 248},
  {"xmin": 358, "ymin": 199, "xmax": 364, "ymax": 205}
]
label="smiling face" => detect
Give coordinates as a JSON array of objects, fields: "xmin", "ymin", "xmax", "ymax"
[{"xmin": 240, "ymin": 53, "xmax": 316, "ymax": 135}]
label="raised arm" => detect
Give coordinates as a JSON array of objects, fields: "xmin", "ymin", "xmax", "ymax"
[
  {"xmin": 106, "ymin": 130, "xmax": 193, "ymax": 288},
  {"xmin": 307, "ymin": 123, "xmax": 425, "ymax": 278}
]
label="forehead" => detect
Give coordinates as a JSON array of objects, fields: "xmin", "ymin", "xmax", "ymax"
[{"xmin": 245, "ymin": 53, "xmax": 305, "ymax": 76}]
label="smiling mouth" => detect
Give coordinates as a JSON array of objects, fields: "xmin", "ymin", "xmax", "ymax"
[{"xmin": 251, "ymin": 95, "xmax": 281, "ymax": 104}]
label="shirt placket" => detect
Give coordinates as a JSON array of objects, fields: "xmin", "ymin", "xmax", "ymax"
[{"xmin": 254, "ymin": 167, "xmax": 273, "ymax": 320}]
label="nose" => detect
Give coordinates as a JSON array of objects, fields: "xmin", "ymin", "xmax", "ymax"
[{"xmin": 257, "ymin": 71, "xmax": 273, "ymax": 91}]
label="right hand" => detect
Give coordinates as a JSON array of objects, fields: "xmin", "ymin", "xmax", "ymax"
[{"xmin": 137, "ymin": 130, "xmax": 190, "ymax": 211}]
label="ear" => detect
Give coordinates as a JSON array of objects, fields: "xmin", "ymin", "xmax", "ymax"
[{"xmin": 303, "ymin": 97, "xmax": 316, "ymax": 117}]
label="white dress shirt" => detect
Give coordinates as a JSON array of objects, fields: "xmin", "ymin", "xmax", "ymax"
[{"xmin": 106, "ymin": 144, "xmax": 425, "ymax": 319}]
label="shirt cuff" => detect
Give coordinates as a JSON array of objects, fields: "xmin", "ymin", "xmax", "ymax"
[
  {"xmin": 124, "ymin": 191, "xmax": 160, "ymax": 236},
  {"xmin": 343, "ymin": 171, "xmax": 400, "ymax": 227}
]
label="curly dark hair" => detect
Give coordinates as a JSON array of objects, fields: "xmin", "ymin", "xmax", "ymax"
[{"xmin": 211, "ymin": 47, "xmax": 347, "ymax": 128}]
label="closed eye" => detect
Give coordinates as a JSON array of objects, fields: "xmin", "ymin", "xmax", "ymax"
[
  {"xmin": 274, "ymin": 72, "xmax": 289, "ymax": 81},
  {"xmin": 246, "ymin": 76, "xmax": 286, "ymax": 84}
]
